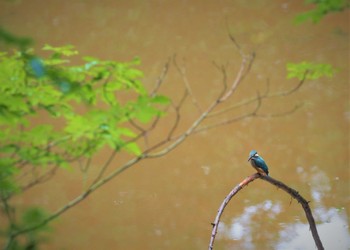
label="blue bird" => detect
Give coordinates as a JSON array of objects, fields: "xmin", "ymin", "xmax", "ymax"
[{"xmin": 248, "ymin": 150, "xmax": 269, "ymax": 175}]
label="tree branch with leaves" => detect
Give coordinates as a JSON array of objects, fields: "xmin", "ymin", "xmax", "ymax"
[{"xmin": 1, "ymin": 36, "xmax": 309, "ymax": 249}]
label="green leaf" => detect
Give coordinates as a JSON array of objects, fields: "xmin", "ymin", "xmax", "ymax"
[
  {"xmin": 0, "ymin": 158, "xmax": 19, "ymax": 195},
  {"xmin": 64, "ymin": 115, "xmax": 93, "ymax": 139},
  {"xmin": 0, "ymin": 27, "xmax": 33, "ymax": 49},
  {"xmin": 118, "ymin": 127, "xmax": 136, "ymax": 137},
  {"xmin": 286, "ymin": 61, "xmax": 337, "ymax": 80},
  {"xmin": 152, "ymin": 95, "xmax": 171, "ymax": 105},
  {"xmin": 0, "ymin": 158, "xmax": 18, "ymax": 175},
  {"xmin": 24, "ymin": 125, "xmax": 54, "ymax": 146},
  {"xmin": 295, "ymin": 0, "xmax": 349, "ymax": 24},
  {"xmin": 0, "ymin": 95, "xmax": 30, "ymax": 114},
  {"xmin": 21, "ymin": 207, "xmax": 50, "ymax": 231},
  {"xmin": 124, "ymin": 142, "xmax": 141, "ymax": 156},
  {"xmin": 43, "ymin": 44, "xmax": 78, "ymax": 57},
  {"xmin": 0, "ymin": 144, "xmax": 19, "ymax": 153},
  {"xmin": 133, "ymin": 96, "xmax": 160, "ymax": 122},
  {"xmin": 83, "ymin": 57, "xmax": 100, "ymax": 70}
]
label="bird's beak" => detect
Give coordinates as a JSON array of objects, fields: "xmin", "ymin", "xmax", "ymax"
[{"xmin": 248, "ymin": 156, "xmax": 252, "ymax": 162}]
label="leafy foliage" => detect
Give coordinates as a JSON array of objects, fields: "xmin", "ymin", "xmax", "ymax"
[
  {"xmin": 295, "ymin": 0, "xmax": 350, "ymax": 24},
  {"xmin": 0, "ymin": 45, "xmax": 170, "ymax": 248},
  {"xmin": 286, "ymin": 61, "xmax": 337, "ymax": 80},
  {"xmin": 0, "ymin": 45, "xmax": 170, "ymax": 193},
  {"xmin": 0, "ymin": 27, "xmax": 33, "ymax": 49},
  {"xmin": 21, "ymin": 207, "xmax": 50, "ymax": 232}
]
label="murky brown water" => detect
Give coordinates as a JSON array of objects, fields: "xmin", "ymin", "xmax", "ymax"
[{"xmin": 1, "ymin": 0, "xmax": 349, "ymax": 249}]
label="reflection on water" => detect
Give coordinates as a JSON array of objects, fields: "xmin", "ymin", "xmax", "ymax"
[
  {"xmin": 218, "ymin": 200, "xmax": 282, "ymax": 249},
  {"xmin": 219, "ymin": 166, "xmax": 350, "ymax": 249},
  {"xmin": 297, "ymin": 165, "xmax": 332, "ymax": 203},
  {"xmin": 276, "ymin": 208, "xmax": 349, "ymax": 250}
]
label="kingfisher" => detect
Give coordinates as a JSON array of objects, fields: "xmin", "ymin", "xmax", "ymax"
[{"xmin": 248, "ymin": 150, "xmax": 269, "ymax": 175}]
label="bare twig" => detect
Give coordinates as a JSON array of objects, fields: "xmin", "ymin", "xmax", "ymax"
[
  {"xmin": 228, "ymin": 34, "xmax": 243, "ymax": 57},
  {"xmin": 128, "ymin": 118, "xmax": 145, "ymax": 133},
  {"xmin": 142, "ymin": 90, "xmax": 189, "ymax": 155},
  {"xmin": 194, "ymin": 91, "xmax": 262, "ymax": 134},
  {"xmin": 209, "ymin": 173, "xmax": 324, "ymax": 250},
  {"xmin": 150, "ymin": 58, "xmax": 171, "ymax": 97},
  {"xmin": 89, "ymin": 150, "xmax": 118, "ymax": 187},
  {"xmin": 173, "ymin": 56, "xmax": 202, "ymax": 113},
  {"xmin": 1, "ymin": 196, "xmax": 16, "ymax": 226},
  {"xmin": 20, "ymin": 165, "xmax": 60, "ymax": 192},
  {"xmin": 256, "ymin": 104, "xmax": 303, "ymax": 118},
  {"xmin": 1, "ymin": 197, "xmax": 16, "ymax": 250},
  {"xmin": 212, "ymin": 62, "xmax": 228, "ymax": 100},
  {"xmin": 9, "ymin": 155, "xmax": 145, "ymax": 239},
  {"xmin": 269, "ymin": 70, "xmax": 309, "ymax": 97},
  {"xmin": 219, "ymin": 52, "xmax": 255, "ymax": 102},
  {"xmin": 146, "ymin": 40, "xmax": 254, "ymax": 158},
  {"xmin": 168, "ymin": 90, "xmax": 188, "ymax": 138},
  {"xmin": 209, "ymin": 71, "xmax": 307, "ymax": 118}
]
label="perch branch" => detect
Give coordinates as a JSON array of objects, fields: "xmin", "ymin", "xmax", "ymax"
[
  {"xmin": 260, "ymin": 175, "xmax": 324, "ymax": 250},
  {"xmin": 209, "ymin": 173, "xmax": 260, "ymax": 250},
  {"xmin": 209, "ymin": 173, "xmax": 324, "ymax": 250}
]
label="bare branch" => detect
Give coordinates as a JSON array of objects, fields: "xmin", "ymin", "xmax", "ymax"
[
  {"xmin": 142, "ymin": 90, "xmax": 189, "ymax": 155},
  {"xmin": 256, "ymin": 104, "xmax": 303, "ymax": 118},
  {"xmin": 150, "ymin": 58, "xmax": 171, "ymax": 97},
  {"xmin": 269, "ymin": 70, "xmax": 309, "ymax": 97},
  {"xmin": 173, "ymin": 56, "xmax": 202, "ymax": 113},
  {"xmin": 212, "ymin": 62, "xmax": 228, "ymax": 100},
  {"xmin": 209, "ymin": 71, "xmax": 306, "ymax": 118},
  {"xmin": 20, "ymin": 165, "xmax": 60, "ymax": 192},
  {"xmin": 219, "ymin": 51, "xmax": 255, "ymax": 102},
  {"xmin": 79, "ymin": 156, "xmax": 92, "ymax": 173},
  {"xmin": 208, "ymin": 97, "xmax": 256, "ymax": 118},
  {"xmin": 228, "ymin": 33, "xmax": 243, "ymax": 57},
  {"xmin": 10, "ymin": 155, "xmax": 145, "ymax": 239},
  {"xmin": 194, "ymin": 113, "xmax": 252, "ymax": 134},
  {"xmin": 168, "ymin": 90, "xmax": 188, "ymax": 138},
  {"xmin": 194, "ymin": 92, "xmax": 261, "ymax": 134},
  {"xmin": 1, "ymin": 195, "xmax": 16, "ymax": 226},
  {"xmin": 128, "ymin": 118, "xmax": 145, "ymax": 133},
  {"xmin": 89, "ymin": 150, "xmax": 118, "ymax": 188},
  {"xmin": 1, "ymin": 196, "xmax": 16, "ymax": 250}
]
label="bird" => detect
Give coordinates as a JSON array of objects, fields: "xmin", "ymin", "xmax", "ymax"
[{"xmin": 248, "ymin": 150, "xmax": 269, "ymax": 175}]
